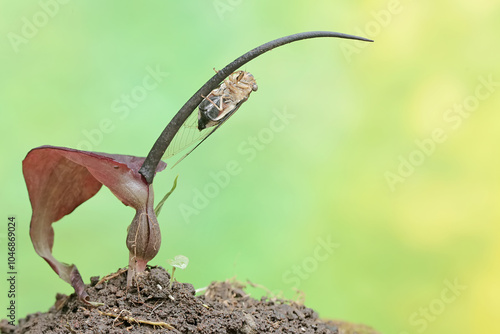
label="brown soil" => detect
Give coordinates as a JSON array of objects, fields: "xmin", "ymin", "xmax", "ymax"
[{"xmin": 0, "ymin": 267, "xmax": 379, "ymax": 334}]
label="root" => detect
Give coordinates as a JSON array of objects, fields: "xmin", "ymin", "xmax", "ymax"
[
  {"xmin": 97, "ymin": 310, "xmax": 176, "ymax": 330},
  {"xmin": 97, "ymin": 268, "xmax": 128, "ymax": 285}
]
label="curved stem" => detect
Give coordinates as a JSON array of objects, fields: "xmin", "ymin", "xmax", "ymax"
[{"xmin": 139, "ymin": 31, "xmax": 373, "ymax": 183}]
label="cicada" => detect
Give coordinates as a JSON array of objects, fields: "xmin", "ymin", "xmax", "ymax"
[{"xmin": 164, "ymin": 70, "xmax": 258, "ymax": 167}]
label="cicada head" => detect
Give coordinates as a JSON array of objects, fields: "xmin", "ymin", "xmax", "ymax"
[{"xmin": 234, "ymin": 71, "xmax": 258, "ymax": 92}]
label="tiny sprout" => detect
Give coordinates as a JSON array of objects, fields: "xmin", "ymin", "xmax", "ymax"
[{"xmin": 166, "ymin": 255, "xmax": 189, "ymax": 287}]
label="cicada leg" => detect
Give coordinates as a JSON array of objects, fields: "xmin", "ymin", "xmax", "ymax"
[{"xmin": 201, "ymin": 94, "xmax": 224, "ymax": 112}]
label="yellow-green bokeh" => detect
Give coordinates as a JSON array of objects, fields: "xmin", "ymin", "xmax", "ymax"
[{"xmin": 1, "ymin": 1, "xmax": 499, "ymax": 333}]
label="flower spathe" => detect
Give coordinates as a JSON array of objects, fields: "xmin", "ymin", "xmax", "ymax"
[{"xmin": 22, "ymin": 146, "xmax": 166, "ymax": 303}]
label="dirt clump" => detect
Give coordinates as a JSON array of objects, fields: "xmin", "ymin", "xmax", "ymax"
[{"xmin": 0, "ymin": 267, "xmax": 379, "ymax": 334}]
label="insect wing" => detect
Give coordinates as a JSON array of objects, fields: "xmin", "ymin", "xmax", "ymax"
[
  {"xmin": 162, "ymin": 110, "xmax": 207, "ymax": 160},
  {"xmin": 169, "ymin": 100, "xmax": 245, "ymax": 168}
]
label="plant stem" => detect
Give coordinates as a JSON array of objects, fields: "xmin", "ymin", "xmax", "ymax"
[
  {"xmin": 170, "ymin": 267, "xmax": 176, "ymax": 289},
  {"xmin": 139, "ymin": 31, "xmax": 373, "ymax": 184}
]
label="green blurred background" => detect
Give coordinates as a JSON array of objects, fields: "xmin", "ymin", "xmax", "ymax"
[{"xmin": 1, "ymin": 1, "xmax": 499, "ymax": 333}]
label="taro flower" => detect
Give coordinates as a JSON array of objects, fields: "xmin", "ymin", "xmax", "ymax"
[{"xmin": 22, "ymin": 146, "xmax": 166, "ymax": 304}]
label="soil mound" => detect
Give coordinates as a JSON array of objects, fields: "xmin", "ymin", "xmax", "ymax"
[{"xmin": 1, "ymin": 267, "xmax": 378, "ymax": 333}]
